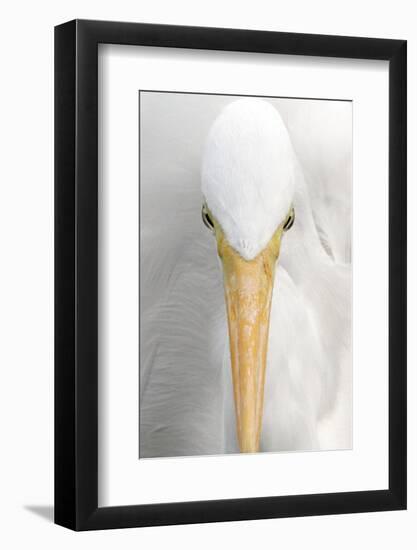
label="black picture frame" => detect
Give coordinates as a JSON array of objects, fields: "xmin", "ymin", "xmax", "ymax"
[{"xmin": 55, "ymin": 19, "xmax": 407, "ymax": 531}]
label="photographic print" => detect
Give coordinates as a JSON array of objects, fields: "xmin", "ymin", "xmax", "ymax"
[
  {"xmin": 139, "ymin": 91, "xmax": 352, "ymax": 459},
  {"xmin": 55, "ymin": 21, "xmax": 406, "ymax": 529}
]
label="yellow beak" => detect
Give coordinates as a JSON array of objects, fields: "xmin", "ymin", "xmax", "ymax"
[{"xmin": 212, "ymin": 217, "xmax": 284, "ymax": 453}]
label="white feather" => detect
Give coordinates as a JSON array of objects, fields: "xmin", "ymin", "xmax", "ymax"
[{"xmin": 202, "ymin": 99, "xmax": 295, "ymax": 260}]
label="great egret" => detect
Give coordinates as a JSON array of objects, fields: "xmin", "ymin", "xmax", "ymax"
[{"xmin": 140, "ymin": 96, "xmax": 351, "ymax": 457}]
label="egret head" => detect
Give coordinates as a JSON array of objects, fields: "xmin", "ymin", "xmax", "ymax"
[{"xmin": 201, "ymin": 99, "xmax": 296, "ymax": 453}]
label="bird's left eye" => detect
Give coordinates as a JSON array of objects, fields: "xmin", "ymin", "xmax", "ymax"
[
  {"xmin": 202, "ymin": 204, "xmax": 215, "ymax": 234},
  {"xmin": 283, "ymin": 207, "xmax": 295, "ymax": 232}
]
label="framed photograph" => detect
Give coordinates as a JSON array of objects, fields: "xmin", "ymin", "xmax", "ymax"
[{"xmin": 55, "ymin": 19, "xmax": 406, "ymax": 530}]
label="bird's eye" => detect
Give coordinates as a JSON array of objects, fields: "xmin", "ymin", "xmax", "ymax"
[
  {"xmin": 283, "ymin": 207, "xmax": 295, "ymax": 232},
  {"xmin": 202, "ymin": 204, "xmax": 215, "ymax": 233}
]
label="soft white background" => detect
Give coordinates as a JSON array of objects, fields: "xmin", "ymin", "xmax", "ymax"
[
  {"xmin": 0, "ymin": 1, "xmax": 414, "ymax": 548},
  {"xmin": 100, "ymin": 52, "xmax": 387, "ymax": 505}
]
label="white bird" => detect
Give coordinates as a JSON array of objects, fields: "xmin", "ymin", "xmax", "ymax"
[{"xmin": 139, "ymin": 96, "xmax": 351, "ymax": 457}]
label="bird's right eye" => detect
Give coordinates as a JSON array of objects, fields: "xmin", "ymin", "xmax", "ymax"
[{"xmin": 202, "ymin": 204, "xmax": 215, "ymax": 234}]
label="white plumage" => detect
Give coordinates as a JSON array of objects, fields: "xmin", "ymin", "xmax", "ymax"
[
  {"xmin": 139, "ymin": 94, "xmax": 352, "ymax": 458},
  {"xmin": 202, "ymin": 99, "xmax": 295, "ymax": 260}
]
